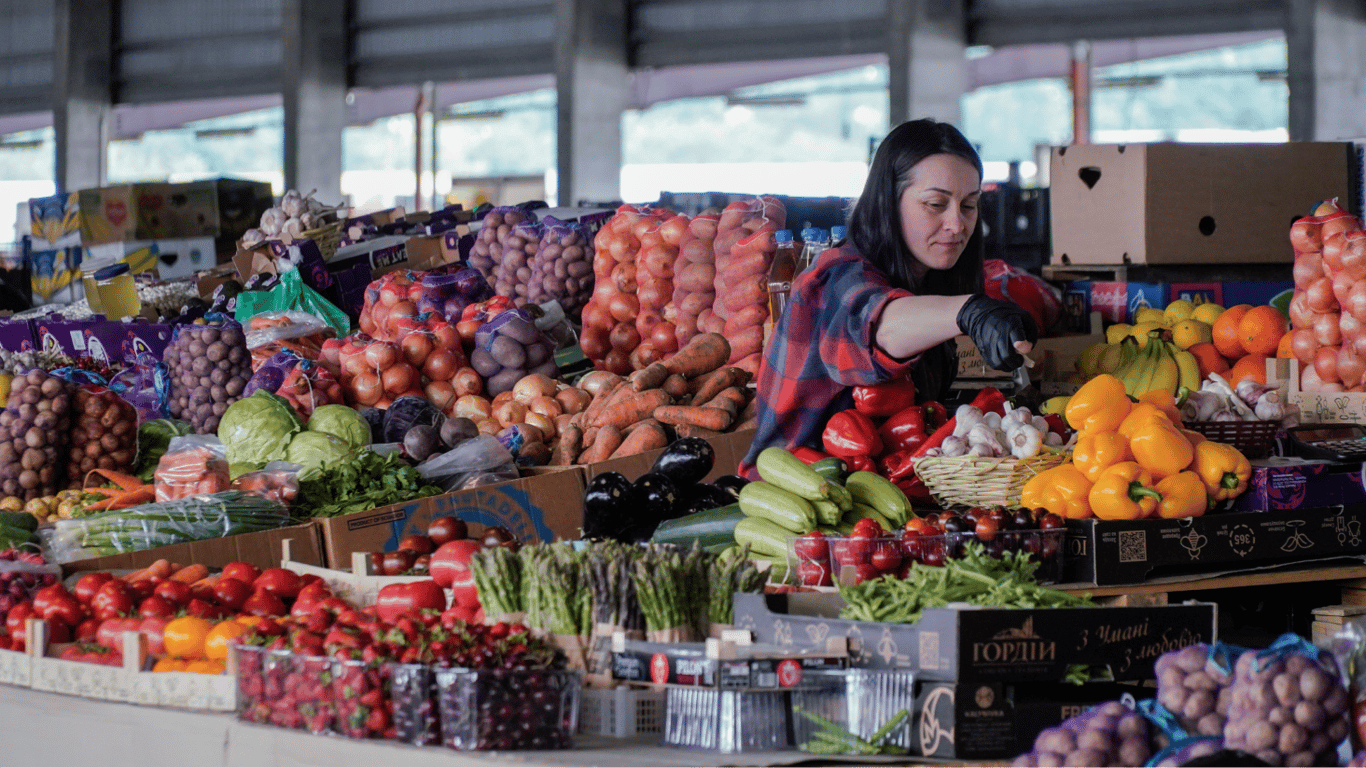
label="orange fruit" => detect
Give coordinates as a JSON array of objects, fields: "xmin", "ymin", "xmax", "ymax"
[
  {"xmin": 204, "ymin": 620, "xmax": 248, "ymax": 662},
  {"xmin": 1187, "ymin": 342, "xmax": 1230, "ymax": 380},
  {"xmin": 1212, "ymin": 304, "xmax": 1252, "ymax": 359},
  {"xmin": 185, "ymin": 659, "xmax": 226, "ymax": 675},
  {"xmin": 1276, "ymin": 330, "xmax": 1295, "ymax": 359},
  {"xmin": 1238, "ymin": 305, "xmax": 1289, "ymax": 357},
  {"xmin": 1227, "ymin": 353, "xmax": 1270, "ymax": 387},
  {"xmin": 162, "ymin": 616, "xmax": 213, "ymax": 660},
  {"xmin": 152, "ymin": 657, "xmax": 189, "ymax": 673}
]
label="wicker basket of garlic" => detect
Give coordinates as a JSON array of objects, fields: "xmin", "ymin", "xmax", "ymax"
[{"xmin": 240, "ymin": 189, "xmax": 346, "ymax": 260}]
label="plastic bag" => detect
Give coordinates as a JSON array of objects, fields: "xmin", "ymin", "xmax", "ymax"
[
  {"xmin": 495, "ymin": 219, "xmax": 544, "ymax": 304},
  {"xmin": 468, "ymin": 206, "xmax": 537, "ymax": 282},
  {"xmin": 243, "ymin": 349, "xmax": 301, "ymax": 397},
  {"xmin": 984, "ymin": 259, "xmax": 1063, "ymax": 337},
  {"xmin": 231, "ymin": 461, "xmax": 302, "ymax": 507},
  {"xmin": 154, "ymin": 435, "xmax": 231, "ymax": 502},
  {"xmin": 107, "ymin": 353, "xmax": 171, "ymax": 422},
  {"xmin": 234, "ymin": 266, "xmax": 350, "ymax": 338},
  {"xmin": 711, "ymin": 196, "xmax": 786, "ymax": 375},
  {"xmin": 275, "ymin": 358, "xmax": 345, "ymax": 419},
  {"xmin": 414, "ymin": 434, "xmax": 517, "ymax": 491},
  {"xmin": 244, "ymin": 310, "xmax": 334, "ymax": 369},
  {"xmin": 417, "ymin": 266, "xmax": 494, "ymax": 322},
  {"xmin": 1153, "ymin": 641, "xmax": 1245, "ymax": 738}
]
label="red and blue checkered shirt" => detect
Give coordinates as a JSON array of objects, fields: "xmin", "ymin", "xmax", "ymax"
[{"xmin": 738, "ymin": 245, "xmax": 919, "ymax": 478}]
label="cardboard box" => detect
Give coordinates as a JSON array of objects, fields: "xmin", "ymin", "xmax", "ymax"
[
  {"xmin": 913, "ymin": 680, "xmax": 1145, "ymax": 759},
  {"xmin": 59, "ymin": 522, "xmax": 325, "ymax": 578},
  {"xmin": 1230, "ymin": 457, "xmax": 1366, "ymax": 512},
  {"xmin": 955, "ymin": 335, "xmax": 1014, "ymax": 380},
  {"xmin": 0, "ymin": 316, "xmax": 34, "ymax": 352},
  {"xmin": 85, "ymin": 237, "xmax": 217, "ymax": 280},
  {"xmin": 1069, "ymin": 280, "xmax": 1295, "ymax": 326},
  {"xmin": 1063, "ymin": 504, "xmax": 1366, "ymax": 585},
  {"xmin": 26, "ymin": 192, "xmax": 82, "ymax": 249},
  {"xmin": 610, "ymin": 634, "xmax": 847, "ymax": 689},
  {"xmin": 1278, "ymin": 356, "xmax": 1366, "ymax": 423},
  {"xmin": 327, "ymin": 234, "xmax": 454, "ymax": 279},
  {"xmin": 731, "ymin": 592, "xmax": 1216, "ymax": 682},
  {"xmin": 1050, "ymin": 142, "xmax": 1357, "ymax": 265},
  {"xmin": 78, "ymin": 179, "xmax": 272, "ymax": 252},
  {"xmin": 312, "ymin": 468, "xmax": 585, "ymax": 569},
  {"xmin": 31, "ymin": 315, "xmax": 173, "ymax": 365}
]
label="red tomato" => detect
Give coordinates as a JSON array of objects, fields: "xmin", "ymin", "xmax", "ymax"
[
  {"xmin": 241, "ymin": 589, "xmax": 287, "ymax": 618},
  {"xmin": 95, "ymin": 616, "xmax": 142, "ymax": 653},
  {"xmin": 375, "ymin": 580, "xmax": 448, "ymax": 623},
  {"xmin": 253, "ymin": 568, "xmax": 303, "ymax": 600},
  {"xmin": 138, "ymin": 616, "xmax": 168, "ymax": 656},
  {"xmin": 75, "ymin": 618, "xmax": 101, "ymax": 643},
  {"xmin": 221, "ymin": 562, "xmax": 261, "ymax": 585},
  {"xmin": 38, "ymin": 588, "xmax": 86, "ymax": 628},
  {"xmin": 428, "ymin": 539, "xmax": 485, "ymax": 608},
  {"xmin": 137, "ymin": 595, "xmax": 177, "ymax": 619},
  {"xmin": 6, "ymin": 601, "xmax": 32, "ymax": 644},
  {"xmin": 72, "ymin": 572, "xmax": 115, "ymax": 606},
  {"xmin": 125, "ymin": 579, "xmax": 156, "ymax": 602},
  {"xmin": 153, "ymin": 580, "xmax": 192, "ymax": 608},
  {"xmin": 212, "ymin": 577, "xmax": 252, "ymax": 611},
  {"xmin": 91, "ymin": 581, "xmax": 135, "ymax": 622}
]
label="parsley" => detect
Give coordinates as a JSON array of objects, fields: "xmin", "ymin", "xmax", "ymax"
[{"xmin": 295, "ymin": 449, "xmax": 444, "ymax": 518}]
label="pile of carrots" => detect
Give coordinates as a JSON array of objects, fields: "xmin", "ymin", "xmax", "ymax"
[{"xmin": 82, "ymin": 469, "xmax": 155, "ymax": 512}]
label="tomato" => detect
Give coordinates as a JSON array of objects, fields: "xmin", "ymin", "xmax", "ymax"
[
  {"xmin": 398, "ymin": 534, "xmax": 435, "ymax": 556},
  {"xmin": 137, "ymin": 595, "xmax": 177, "ymax": 619},
  {"xmin": 74, "ymin": 618, "xmax": 101, "ymax": 643},
  {"xmin": 374, "ymin": 580, "xmax": 448, "ymax": 624},
  {"xmin": 796, "ymin": 559, "xmax": 833, "ymax": 587},
  {"xmin": 126, "ymin": 579, "xmax": 156, "ymax": 602},
  {"xmin": 429, "ymin": 539, "xmax": 485, "ymax": 609},
  {"xmin": 185, "ymin": 598, "xmax": 229, "ymax": 620},
  {"xmin": 380, "ymin": 549, "xmax": 416, "ymax": 576},
  {"xmin": 36, "ymin": 585, "xmax": 85, "ymax": 628},
  {"xmin": 241, "ymin": 589, "xmax": 287, "ymax": 618},
  {"xmin": 220, "ymin": 561, "xmax": 261, "ymax": 585},
  {"xmin": 212, "ymin": 577, "xmax": 252, "ymax": 611},
  {"xmin": 253, "ymin": 568, "xmax": 303, "ymax": 600},
  {"xmin": 95, "ymin": 616, "xmax": 142, "ymax": 654},
  {"xmin": 138, "ymin": 616, "xmax": 168, "ymax": 656},
  {"xmin": 850, "ymin": 517, "xmax": 886, "ymax": 538},
  {"xmin": 153, "ymin": 580, "xmax": 192, "ymax": 608},
  {"xmin": 6, "ymin": 600, "xmax": 32, "ymax": 644},
  {"xmin": 427, "ymin": 516, "xmax": 467, "ymax": 546},
  {"xmin": 91, "ymin": 580, "xmax": 135, "ymax": 622},
  {"xmin": 72, "ymin": 572, "xmax": 115, "ymax": 606},
  {"xmin": 869, "ymin": 540, "xmax": 903, "ymax": 573},
  {"xmin": 792, "ymin": 531, "xmax": 830, "ymax": 563}
]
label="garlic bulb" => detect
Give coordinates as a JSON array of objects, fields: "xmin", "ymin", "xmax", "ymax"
[{"xmin": 259, "ymin": 207, "xmax": 286, "ymax": 236}]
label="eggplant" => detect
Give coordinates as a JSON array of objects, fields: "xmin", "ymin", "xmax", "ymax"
[
  {"xmin": 649, "ymin": 437, "xmax": 716, "ymax": 488},
  {"xmin": 674, "ymin": 482, "xmax": 739, "ymax": 518},
  {"xmin": 711, "ymin": 474, "xmax": 750, "ymax": 500},
  {"xmin": 582, "ymin": 471, "xmax": 639, "ymax": 542},
  {"xmin": 632, "ymin": 472, "xmax": 680, "ymax": 535}
]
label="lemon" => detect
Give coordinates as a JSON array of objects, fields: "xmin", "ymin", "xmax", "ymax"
[
  {"xmin": 1105, "ymin": 323, "xmax": 1133, "ymax": 345},
  {"xmin": 1133, "ymin": 306, "xmax": 1167, "ymax": 325},
  {"xmin": 1171, "ymin": 319, "xmax": 1213, "ymax": 350},
  {"xmin": 1163, "ymin": 299, "xmax": 1195, "ymax": 324},
  {"xmin": 1191, "ymin": 302, "xmax": 1225, "ymax": 326},
  {"xmin": 1127, "ymin": 321, "xmax": 1169, "ymax": 347}
]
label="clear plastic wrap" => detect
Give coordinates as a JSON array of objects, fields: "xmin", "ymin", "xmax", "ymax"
[
  {"xmin": 154, "ymin": 434, "xmax": 231, "ymax": 502},
  {"xmin": 415, "ymin": 434, "xmax": 517, "ymax": 491},
  {"xmin": 243, "ymin": 349, "xmax": 301, "ymax": 397},
  {"xmin": 244, "ymin": 310, "xmax": 333, "ymax": 369},
  {"xmin": 231, "ymin": 461, "xmax": 302, "ymax": 507}
]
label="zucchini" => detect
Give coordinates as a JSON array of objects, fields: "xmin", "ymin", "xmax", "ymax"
[
  {"xmin": 808, "ymin": 457, "xmax": 848, "ymax": 481},
  {"xmin": 845, "ymin": 471, "xmax": 911, "ymax": 527},
  {"xmin": 755, "ymin": 447, "xmax": 830, "ymax": 501},
  {"xmin": 0, "ymin": 511, "xmax": 36, "ymax": 533},
  {"xmin": 651, "ymin": 503, "xmax": 744, "ymax": 550},
  {"xmin": 0, "ymin": 523, "xmax": 37, "ymax": 546},
  {"xmin": 738, "ymin": 481, "xmax": 817, "ymax": 534},
  {"xmin": 733, "ymin": 516, "xmax": 796, "ymax": 559},
  {"xmin": 811, "ymin": 498, "xmax": 842, "ymax": 527}
]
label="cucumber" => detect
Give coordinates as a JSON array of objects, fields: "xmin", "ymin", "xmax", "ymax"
[
  {"xmin": 738, "ymin": 481, "xmax": 818, "ymax": 534},
  {"xmin": 733, "ymin": 516, "xmax": 796, "ymax": 559},
  {"xmin": 755, "ymin": 447, "xmax": 830, "ymax": 501},
  {"xmin": 808, "ymin": 457, "xmax": 848, "ymax": 481},
  {"xmin": 0, "ymin": 511, "xmax": 36, "ymax": 533},
  {"xmin": 845, "ymin": 471, "xmax": 912, "ymax": 527},
  {"xmin": 0, "ymin": 523, "xmax": 37, "ymax": 546},
  {"xmin": 651, "ymin": 503, "xmax": 744, "ymax": 550}
]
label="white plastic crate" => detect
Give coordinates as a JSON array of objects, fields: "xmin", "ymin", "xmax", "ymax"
[{"xmin": 578, "ymin": 685, "xmax": 665, "ymax": 738}]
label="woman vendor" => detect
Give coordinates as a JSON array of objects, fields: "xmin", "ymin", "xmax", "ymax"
[{"xmin": 739, "ymin": 118, "xmax": 1038, "ymax": 477}]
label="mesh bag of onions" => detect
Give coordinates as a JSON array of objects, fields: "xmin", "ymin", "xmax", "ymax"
[
  {"xmin": 1154, "ymin": 641, "xmax": 1244, "ymax": 738},
  {"xmin": 0, "ymin": 369, "xmax": 74, "ymax": 501},
  {"xmin": 1012, "ymin": 699, "xmax": 1151, "ymax": 767},
  {"xmin": 1223, "ymin": 633, "xmax": 1351, "ymax": 766},
  {"xmin": 164, "ymin": 318, "xmax": 251, "ymax": 434}
]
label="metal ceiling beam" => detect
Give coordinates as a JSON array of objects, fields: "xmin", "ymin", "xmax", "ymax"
[{"xmin": 967, "ymin": 0, "xmax": 1288, "ymax": 47}]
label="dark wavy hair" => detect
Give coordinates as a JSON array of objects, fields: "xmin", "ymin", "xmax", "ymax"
[{"xmin": 844, "ymin": 118, "xmax": 985, "ymax": 297}]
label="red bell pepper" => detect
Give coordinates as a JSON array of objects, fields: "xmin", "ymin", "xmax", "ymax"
[
  {"xmin": 879, "ymin": 450, "xmax": 917, "ymax": 482},
  {"xmin": 923, "ymin": 401, "xmax": 949, "ymax": 431},
  {"xmin": 852, "ymin": 377, "xmax": 917, "ymax": 419},
  {"xmin": 878, "ymin": 405, "xmax": 928, "ymax": 454},
  {"xmin": 790, "ymin": 446, "xmax": 831, "ymax": 465},
  {"xmin": 911, "ymin": 387, "xmax": 1009, "ymax": 458},
  {"xmin": 822, "ymin": 409, "xmax": 883, "ymax": 458},
  {"xmin": 844, "ymin": 455, "xmax": 876, "ymax": 473}
]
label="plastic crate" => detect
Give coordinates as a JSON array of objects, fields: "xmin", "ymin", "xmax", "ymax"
[
  {"xmin": 578, "ymin": 685, "xmax": 666, "ymax": 738},
  {"xmin": 660, "ymin": 687, "xmax": 792, "ymax": 753},
  {"xmin": 789, "ymin": 669, "xmax": 916, "ymax": 753}
]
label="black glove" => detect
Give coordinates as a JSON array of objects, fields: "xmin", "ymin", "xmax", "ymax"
[{"xmin": 956, "ymin": 294, "xmax": 1039, "ymax": 371}]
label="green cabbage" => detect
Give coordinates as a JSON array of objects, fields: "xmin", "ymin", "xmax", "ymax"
[
  {"xmin": 308, "ymin": 404, "xmax": 371, "ymax": 450},
  {"xmin": 286, "ymin": 430, "xmax": 354, "ymax": 473},
  {"xmin": 218, "ymin": 390, "xmax": 305, "ymax": 466}
]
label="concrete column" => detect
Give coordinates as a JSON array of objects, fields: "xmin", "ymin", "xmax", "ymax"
[
  {"xmin": 282, "ymin": 0, "xmax": 346, "ymax": 203},
  {"xmin": 1287, "ymin": 0, "xmax": 1366, "ymax": 141},
  {"xmin": 556, "ymin": 0, "xmax": 628, "ymax": 206},
  {"xmin": 53, "ymin": 0, "xmax": 112, "ymax": 194},
  {"xmin": 888, "ymin": 0, "xmax": 969, "ymax": 127}
]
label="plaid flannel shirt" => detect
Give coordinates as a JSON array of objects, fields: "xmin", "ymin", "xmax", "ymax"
[{"xmin": 739, "ymin": 245, "xmax": 919, "ymax": 478}]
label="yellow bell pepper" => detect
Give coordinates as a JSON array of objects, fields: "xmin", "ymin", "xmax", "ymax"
[
  {"xmin": 1153, "ymin": 471, "xmax": 1211, "ymax": 519},
  {"xmin": 1181, "ymin": 428, "xmax": 1207, "ymax": 449},
  {"xmin": 1072, "ymin": 429, "xmax": 1134, "ymax": 482},
  {"xmin": 1065, "ymin": 374, "xmax": 1132, "ymax": 433},
  {"xmin": 1089, "ymin": 461, "xmax": 1162, "ymax": 520},
  {"xmin": 1192, "ymin": 441, "xmax": 1252, "ymax": 501},
  {"xmin": 1117, "ymin": 402, "xmax": 1167, "ymax": 440},
  {"xmin": 1129, "ymin": 416, "xmax": 1195, "ymax": 479},
  {"xmin": 1020, "ymin": 463, "xmax": 1094, "ymax": 519},
  {"xmin": 1136, "ymin": 388, "xmax": 1183, "ymax": 427}
]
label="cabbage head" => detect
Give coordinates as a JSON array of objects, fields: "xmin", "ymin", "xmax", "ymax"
[
  {"xmin": 218, "ymin": 390, "xmax": 305, "ymax": 466},
  {"xmin": 286, "ymin": 430, "xmax": 354, "ymax": 473},
  {"xmin": 308, "ymin": 404, "xmax": 371, "ymax": 450}
]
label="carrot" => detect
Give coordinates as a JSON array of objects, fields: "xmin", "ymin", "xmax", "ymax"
[
  {"xmin": 550, "ymin": 424, "xmax": 583, "ymax": 466},
  {"xmin": 578, "ymin": 425, "xmax": 623, "ymax": 463},
  {"xmin": 652, "ymin": 405, "xmax": 734, "ymax": 431},
  {"xmin": 610, "ymin": 419, "xmax": 668, "ymax": 459},
  {"xmin": 672, "ymin": 423, "xmax": 723, "ymax": 440},
  {"xmin": 689, "ymin": 366, "xmax": 749, "ymax": 404},
  {"xmin": 662, "ymin": 332, "xmax": 731, "ymax": 380},
  {"xmin": 84, "ymin": 485, "xmax": 155, "ymax": 512},
  {"xmin": 169, "ymin": 563, "xmax": 211, "ymax": 584},
  {"xmin": 123, "ymin": 558, "xmax": 174, "ymax": 583},
  {"xmin": 84, "ymin": 468, "xmax": 145, "ymax": 493},
  {"xmin": 661, "ymin": 373, "xmax": 690, "ymax": 400},
  {"xmin": 628, "ymin": 361, "xmax": 670, "ymax": 392},
  {"xmin": 580, "ymin": 379, "xmax": 630, "ymax": 429},
  {"xmin": 704, "ymin": 386, "xmax": 748, "ymax": 416},
  {"xmin": 591, "ymin": 388, "xmax": 672, "ymax": 430},
  {"xmin": 191, "ymin": 574, "xmax": 221, "ymax": 592}
]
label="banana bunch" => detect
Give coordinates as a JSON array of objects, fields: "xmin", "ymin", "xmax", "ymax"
[{"xmin": 1108, "ymin": 336, "xmax": 1201, "ymax": 397}]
